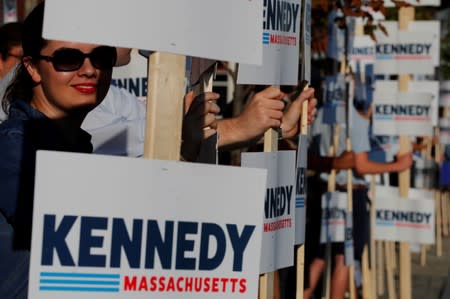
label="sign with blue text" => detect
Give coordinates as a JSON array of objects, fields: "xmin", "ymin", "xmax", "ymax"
[
  {"xmin": 43, "ymin": 0, "xmax": 263, "ymax": 65},
  {"xmin": 241, "ymin": 151, "xmax": 296, "ymax": 274},
  {"xmin": 112, "ymin": 50, "xmax": 148, "ymax": 101},
  {"xmin": 374, "ymin": 186, "xmax": 435, "ymax": 244},
  {"xmin": 320, "ymin": 192, "xmax": 347, "ymax": 244},
  {"xmin": 29, "ymin": 151, "xmax": 267, "ymax": 299},
  {"xmin": 237, "ymin": 0, "xmax": 302, "ymax": 85},
  {"xmin": 374, "ymin": 21, "xmax": 440, "ymax": 75},
  {"xmin": 372, "ymin": 92, "xmax": 434, "ymax": 137}
]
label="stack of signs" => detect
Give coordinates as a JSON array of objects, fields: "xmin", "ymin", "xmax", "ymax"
[
  {"xmin": 29, "ymin": 152, "xmax": 268, "ymax": 299},
  {"xmin": 374, "ymin": 186, "xmax": 435, "ymax": 244},
  {"xmin": 241, "ymin": 151, "xmax": 296, "ymax": 274},
  {"xmin": 439, "ymin": 81, "xmax": 450, "ymax": 145},
  {"xmin": 373, "ymin": 21, "xmax": 440, "ymax": 75},
  {"xmin": 372, "ymin": 81, "xmax": 436, "ymax": 137},
  {"xmin": 237, "ymin": 0, "xmax": 301, "ymax": 86}
]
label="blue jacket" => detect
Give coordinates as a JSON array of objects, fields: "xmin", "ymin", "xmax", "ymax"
[{"xmin": 0, "ymin": 100, "xmax": 92, "ymax": 298}]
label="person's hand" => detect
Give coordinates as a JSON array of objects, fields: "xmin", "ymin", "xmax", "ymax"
[
  {"xmin": 226, "ymin": 86, "xmax": 286, "ymax": 142},
  {"xmin": 333, "ymin": 150, "xmax": 355, "ymax": 170},
  {"xmin": 281, "ymin": 87, "xmax": 317, "ymax": 138},
  {"xmin": 395, "ymin": 152, "xmax": 413, "ymax": 172},
  {"xmin": 181, "ymin": 91, "xmax": 220, "ymax": 161}
]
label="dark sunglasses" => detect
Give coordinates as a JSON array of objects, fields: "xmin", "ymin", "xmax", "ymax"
[{"xmin": 37, "ymin": 46, "xmax": 117, "ymax": 72}]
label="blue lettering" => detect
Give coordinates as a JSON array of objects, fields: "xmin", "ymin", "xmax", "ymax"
[
  {"xmin": 41, "ymin": 214, "xmax": 76, "ymax": 266},
  {"xmin": 145, "ymin": 220, "xmax": 173, "ymax": 269},
  {"xmin": 78, "ymin": 216, "xmax": 107, "ymax": 267},
  {"xmin": 110, "ymin": 218, "xmax": 142, "ymax": 268},
  {"xmin": 199, "ymin": 223, "xmax": 226, "ymax": 271}
]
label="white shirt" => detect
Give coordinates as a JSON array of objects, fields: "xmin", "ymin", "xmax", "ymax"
[{"xmin": 82, "ymin": 85, "xmax": 146, "ymax": 157}]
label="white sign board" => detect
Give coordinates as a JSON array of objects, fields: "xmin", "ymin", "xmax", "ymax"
[
  {"xmin": 384, "ymin": 0, "xmax": 441, "ymax": 7},
  {"xmin": 29, "ymin": 151, "xmax": 267, "ymax": 299},
  {"xmin": 372, "ymin": 92, "xmax": 433, "ymax": 137},
  {"xmin": 374, "ymin": 186, "xmax": 435, "ymax": 244},
  {"xmin": 375, "ymin": 80, "xmax": 439, "ymax": 126},
  {"xmin": 295, "ymin": 135, "xmax": 307, "ymax": 244},
  {"xmin": 43, "ymin": 0, "xmax": 263, "ymax": 65},
  {"xmin": 237, "ymin": 0, "xmax": 301, "ymax": 85},
  {"xmin": 374, "ymin": 21, "xmax": 440, "ymax": 75},
  {"xmin": 320, "ymin": 192, "xmax": 347, "ymax": 244},
  {"xmin": 241, "ymin": 151, "xmax": 296, "ymax": 274},
  {"xmin": 349, "ymin": 35, "xmax": 375, "ymax": 70}
]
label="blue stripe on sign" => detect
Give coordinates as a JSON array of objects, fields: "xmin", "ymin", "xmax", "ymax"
[
  {"xmin": 40, "ymin": 279, "xmax": 120, "ymax": 286},
  {"xmin": 39, "ymin": 286, "xmax": 120, "ymax": 292},
  {"xmin": 263, "ymin": 32, "xmax": 270, "ymax": 44},
  {"xmin": 296, "ymin": 196, "xmax": 305, "ymax": 208},
  {"xmin": 376, "ymin": 220, "xmax": 394, "ymax": 226},
  {"xmin": 40, "ymin": 272, "xmax": 120, "ymax": 279}
]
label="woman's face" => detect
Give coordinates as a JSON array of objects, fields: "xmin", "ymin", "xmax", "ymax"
[{"xmin": 26, "ymin": 40, "xmax": 114, "ymax": 119}]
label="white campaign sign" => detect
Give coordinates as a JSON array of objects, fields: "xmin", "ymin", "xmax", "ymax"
[
  {"xmin": 43, "ymin": 0, "xmax": 263, "ymax": 65},
  {"xmin": 320, "ymin": 192, "xmax": 347, "ymax": 244},
  {"xmin": 384, "ymin": 0, "xmax": 440, "ymax": 7},
  {"xmin": 237, "ymin": 0, "xmax": 301, "ymax": 85},
  {"xmin": 375, "ymin": 80, "xmax": 439, "ymax": 126},
  {"xmin": 29, "ymin": 151, "xmax": 267, "ymax": 299},
  {"xmin": 349, "ymin": 35, "xmax": 375, "ymax": 71},
  {"xmin": 374, "ymin": 186, "xmax": 435, "ymax": 244},
  {"xmin": 241, "ymin": 151, "xmax": 296, "ymax": 274},
  {"xmin": 372, "ymin": 91, "xmax": 433, "ymax": 137},
  {"xmin": 374, "ymin": 21, "xmax": 440, "ymax": 75}
]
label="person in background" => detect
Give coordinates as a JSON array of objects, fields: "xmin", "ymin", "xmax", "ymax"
[
  {"xmin": 0, "ymin": 22, "xmax": 23, "ymax": 122},
  {"xmin": 0, "ymin": 2, "xmax": 116, "ymax": 297}
]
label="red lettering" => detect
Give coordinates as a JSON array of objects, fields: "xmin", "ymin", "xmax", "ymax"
[
  {"xmin": 230, "ymin": 277, "xmax": 239, "ymax": 292},
  {"xmin": 185, "ymin": 276, "xmax": 193, "ymax": 292},
  {"xmin": 194, "ymin": 277, "xmax": 202, "ymax": 292},
  {"xmin": 176, "ymin": 276, "xmax": 184, "ymax": 292},
  {"xmin": 220, "ymin": 277, "xmax": 229, "ymax": 292},
  {"xmin": 158, "ymin": 276, "xmax": 166, "ymax": 291},
  {"xmin": 150, "ymin": 276, "xmax": 158, "ymax": 291},
  {"xmin": 239, "ymin": 278, "xmax": 247, "ymax": 293},
  {"xmin": 123, "ymin": 276, "xmax": 136, "ymax": 291},
  {"xmin": 203, "ymin": 277, "xmax": 210, "ymax": 292},
  {"xmin": 138, "ymin": 276, "xmax": 148, "ymax": 291},
  {"xmin": 212, "ymin": 277, "xmax": 219, "ymax": 292},
  {"xmin": 167, "ymin": 276, "xmax": 175, "ymax": 292}
]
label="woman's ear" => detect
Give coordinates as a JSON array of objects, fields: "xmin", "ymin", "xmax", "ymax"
[{"xmin": 23, "ymin": 57, "xmax": 42, "ymax": 83}]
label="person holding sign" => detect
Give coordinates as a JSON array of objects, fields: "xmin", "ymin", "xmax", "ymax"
[
  {"xmin": 0, "ymin": 22, "xmax": 23, "ymax": 123},
  {"xmin": 0, "ymin": 3, "xmax": 117, "ymax": 297},
  {"xmin": 304, "ymin": 90, "xmax": 413, "ymax": 299}
]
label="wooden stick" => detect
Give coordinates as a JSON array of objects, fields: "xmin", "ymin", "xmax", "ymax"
[
  {"xmin": 361, "ymin": 245, "xmax": 371, "ymax": 299},
  {"xmin": 384, "ymin": 241, "xmax": 397, "ymax": 299},
  {"xmin": 144, "ymin": 53, "xmax": 185, "ymax": 160},
  {"xmin": 397, "ymin": 7, "xmax": 414, "ymax": 299},
  {"xmin": 322, "ymin": 125, "xmax": 340, "ymax": 299},
  {"xmin": 376, "ymin": 241, "xmax": 385, "ymax": 296},
  {"xmin": 296, "ymin": 90, "xmax": 309, "ymax": 299}
]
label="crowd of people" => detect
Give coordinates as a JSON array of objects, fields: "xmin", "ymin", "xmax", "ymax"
[{"xmin": 0, "ymin": 1, "xmax": 418, "ymax": 299}]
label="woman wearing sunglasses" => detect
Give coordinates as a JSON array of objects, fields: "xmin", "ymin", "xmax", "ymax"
[{"xmin": 0, "ymin": 3, "xmax": 117, "ymax": 298}]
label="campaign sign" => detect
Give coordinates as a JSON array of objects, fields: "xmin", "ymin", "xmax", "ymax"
[
  {"xmin": 383, "ymin": 0, "xmax": 441, "ymax": 7},
  {"xmin": 374, "ymin": 187, "xmax": 435, "ymax": 244},
  {"xmin": 112, "ymin": 50, "xmax": 148, "ymax": 101},
  {"xmin": 322, "ymin": 74, "xmax": 346, "ymax": 125},
  {"xmin": 241, "ymin": 151, "xmax": 296, "ymax": 274},
  {"xmin": 295, "ymin": 135, "xmax": 307, "ymax": 244},
  {"xmin": 374, "ymin": 21, "xmax": 440, "ymax": 75},
  {"xmin": 375, "ymin": 80, "xmax": 439, "ymax": 126},
  {"xmin": 349, "ymin": 35, "xmax": 375, "ymax": 70},
  {"xmin": 320, "ymin": 192, "xmax": 347, "ymax": 244},
  {"xmin": 43, "ymin": 0, "xmax": 262, "ymax": 65},
  {"xmin": 29, "ymin": 151, "xmax": 267, "ymax": 299},
  {"xmin": 238, "ymin": 0, "xmax": 301, "ymax": 85},
  {"xmin": 372, "ymin": 91, "xmax": 433, "ymax": 137}
]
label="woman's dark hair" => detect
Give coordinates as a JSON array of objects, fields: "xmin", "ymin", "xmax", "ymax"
[{"xmin": 2, "ymin": 1, "xmax": 46, "ymax": 114}]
